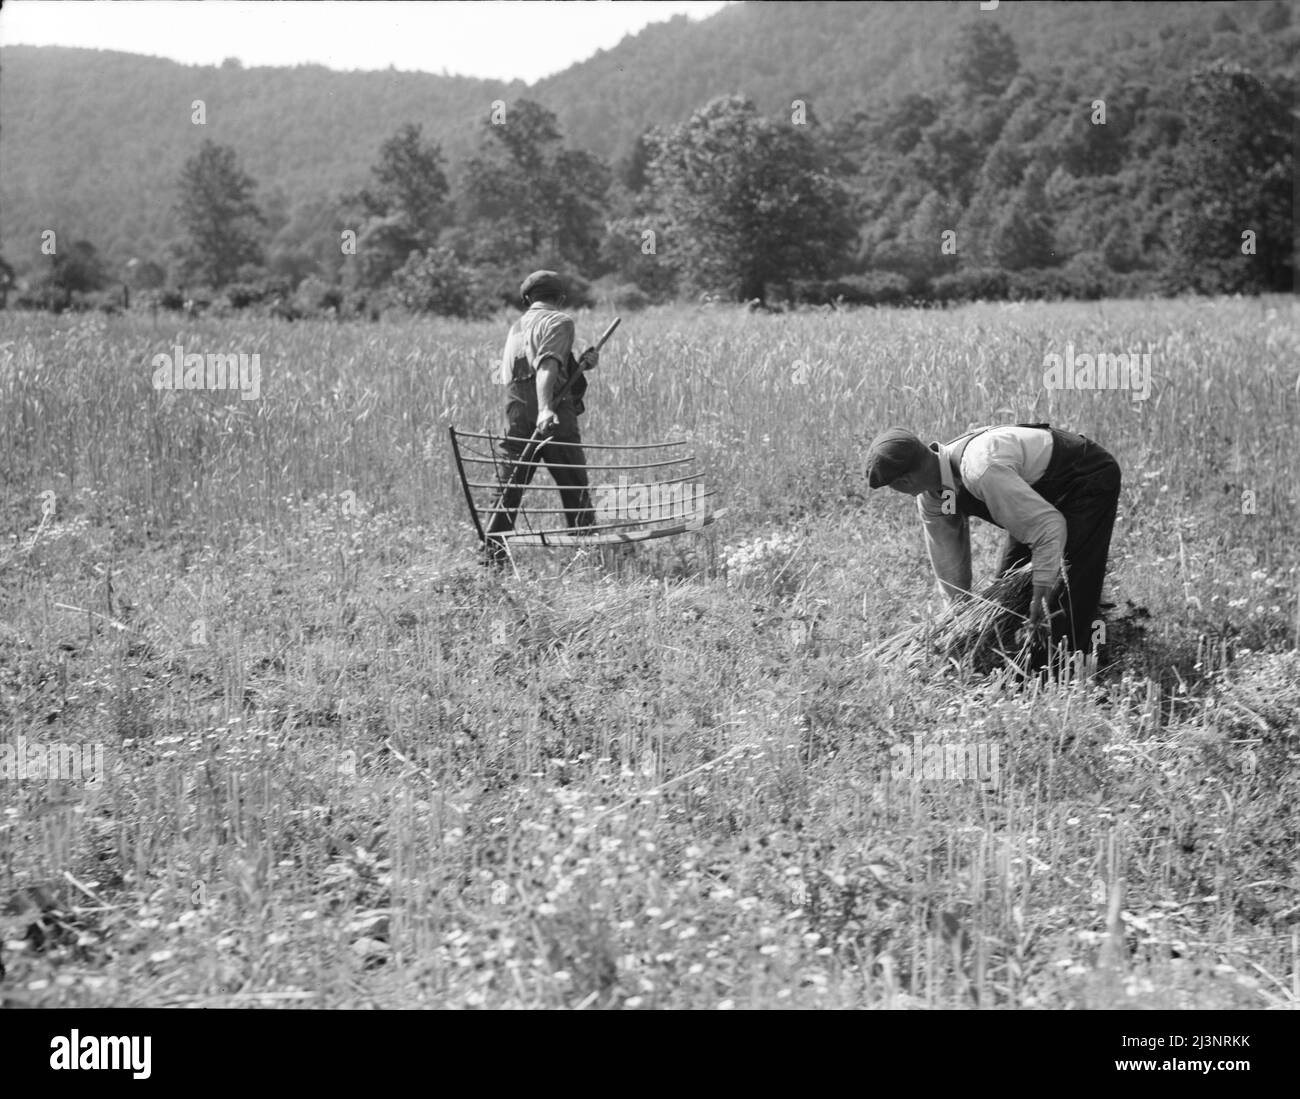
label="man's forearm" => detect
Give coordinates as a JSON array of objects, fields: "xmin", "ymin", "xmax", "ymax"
[
  {"xmin": 535, "ymin": 359, "xmax": 560, "ymax": 415},
  {"xmin": 919, "ymin": 497, "xmax": 972, "ymax": 604}
]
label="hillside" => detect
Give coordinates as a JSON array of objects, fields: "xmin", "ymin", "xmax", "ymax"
[
  {"xmin": 0, "ymin": 0, "xmax": 1291, "ymax": 279},
  {"xmin": 536, "ymin": 0, "xmax": 1286, "ymax": 159},
  {"xmin": 0, "ymin": 46, "xmax": 518, "ymax": 273}
]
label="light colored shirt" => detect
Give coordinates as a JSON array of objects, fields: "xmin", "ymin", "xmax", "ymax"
[
  {"xmin": 917, "ymin": 425, "xmax": 1066, "ymax": 598},
  {"xmin": 497, "ymin": 302, "xmax": 574, "ymax": 385}
]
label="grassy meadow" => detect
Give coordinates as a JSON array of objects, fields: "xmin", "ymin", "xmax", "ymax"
[{"xmin": 0, "ymin": 296, "xmax": 1297, "ymax": 1009}]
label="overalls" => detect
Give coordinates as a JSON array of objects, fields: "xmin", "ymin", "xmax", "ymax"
[
  {"xmin": 485, "ymin": 347, "xmax": 593, "ymax": 546},
  {"xmin": 947, "ymin": 423, "xmax": 1121, "ymax": 652}
]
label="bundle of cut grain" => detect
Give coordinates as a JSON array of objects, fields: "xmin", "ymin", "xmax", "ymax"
[{"xmin": 869, "ymin": 565, "xmax": 1034, "ymax": 673}]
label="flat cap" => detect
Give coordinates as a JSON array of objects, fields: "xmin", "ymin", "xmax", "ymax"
[
  {"xmin": 520, "ymin": 270, "xmax": 565, "ymax": 301},
  {"xmin": 865, "ymin": 428, "xmax": 930, "ymax": 488}
]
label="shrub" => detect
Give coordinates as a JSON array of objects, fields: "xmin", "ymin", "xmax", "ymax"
[
  {"xmin": 589, "ymin": 277, "xmax": 650, "ymax": 312},
  {"xmin": 13, "ymin": 285, "xmax": 70, "ymax": 312},
  {"xmin": 785, "ymin": 272, "xmax": 911, "ymax": 307},
  {"xmin": 294, "ymin": 276, "xmax": 344, "ymax": 317},
  {"xmin": 928, "ymin": 268, "xmax": 1010, "ymax": 303},
  {"xmin": 839, "ymin": 272, "xmax": 911, "ymax": 306},
  {"xmin": 225, "ymin": 282, "xmax": 265, "ymax": 310},
  {"xmin": 393, "ymin": 248, "xmax": 493, "ymax": 319},
  {"xmin": 224, "ymin": 277, "xmax": 294, "ymax": 310},
  {"xmin": 86, "ymin": 289, "xmax": 126, "ymax": 314}
]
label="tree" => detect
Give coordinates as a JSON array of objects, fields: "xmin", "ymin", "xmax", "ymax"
[
  {"xmin": 878, "ymin": 94, "xmax": 939, "ymax": 156},
  {"xmin": 598, "ymin": 213, "xmax": 679, "ymax": 302},
  {"xmin": 35, "ymin": 238, "xmax": 108, "ymax": 307},
  {"xmin": 879, "ymin": 189, "xmax": 960, "ymax": 282},
  {"xmin": 1259, "ymin": 1, "xmax": 1291, "ymax": 33},
  {"xmin": 912, "ymin": 115, "xmax": 984, "ymax": 205},
  {"xmin": 391, "ymin": 246, "xmax": 489, "ymax": 318},
  {"xmin": 125, "ymin": 257, "xmax": 167, "ymax": 290},
  {"xmin": 0, "ymin": 254, "xmax": 14, "ymax": 309},
  {"xmin": 352, "ymin": 123, "xmax": 448, "ymax": 236},
  {"xmin": 646, "ymin": 96, "xmax": 854, "ymax": 303},
  {"xmin": 1056, "ymin": 90, "xmax": 1129, "ymax": 176},
  {"xmin": 344, "ymin": 124, "xmax": 448, "ymax": 289},
  {"xmin": 1164, "ymin": 64, "xmax": 1294, "ymax": 293},
  {"xmin": 989, "ymin": 164, "xmax": 1057, "ymax": 271},
  {"xmin": 618, "ymin": 130, "xmax": 655, "ymax": 194},
  {"xmin": 174, "ymin": 140, "xmax": 265, "ymax": 287},
  {"xmin": 457, "ymin": 99, "xmax": 610, "ymax": 275},
  {"xmin": 1102, "ymin": 214, "xmax": 1142, "ymax": 274},
  {"xmin": 268, "ymin": 192, "xmax": 348, "ymax": 287},
  {"xmin": 952, "ymin": 22, "xmax": 1020, "ymax": 99}
]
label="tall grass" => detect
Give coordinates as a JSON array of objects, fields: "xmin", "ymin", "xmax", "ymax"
[
  {"xmin": 3, "ymin": 297, "xmax": 1295, "ymax": 552},
  {"xmin": 0, "ymin": 297, "xmax": 1296, "ymax": 1008}
]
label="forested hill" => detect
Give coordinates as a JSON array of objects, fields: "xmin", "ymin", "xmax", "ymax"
[
  {"xmin": 535, "ymin": 0, "xmax": 1293, "ymax": 159},
  {"xmin": 0, "ymin": 0, "xmax": 1293, "ymax": 281},
  {"xmin": 0, "ymin": 46, "xmax": 518, "ymax": 271}
]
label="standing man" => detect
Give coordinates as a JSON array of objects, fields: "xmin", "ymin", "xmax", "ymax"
[
  {"xmin": 865, "ymin": 422, "xmax": 1122, "ymax": 656},
  {"xmin": 483, "ymin": 270, "xmax": 599, "ymax": 565}
]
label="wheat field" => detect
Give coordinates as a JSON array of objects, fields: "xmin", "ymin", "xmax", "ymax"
[{"xmin": 0, "ymin": 296, "xmax": 1297, "ymax": 1008}]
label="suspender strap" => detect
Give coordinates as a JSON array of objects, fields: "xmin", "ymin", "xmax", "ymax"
[{"xmin": 947, "ymin": 422, "xmax": 1053, "ymax": 484}]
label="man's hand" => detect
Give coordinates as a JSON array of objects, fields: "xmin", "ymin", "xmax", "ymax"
[
  {"xmin": 1015, "ymin": 585, "xmax": 1054, "ymax": 648},
  {"xmin": 578, "ymin": 347, "xmax": 599, "ymax": 372},
  {"xmin": 536, "ymin": 408, "xmax": 559, "ymax": 436}
]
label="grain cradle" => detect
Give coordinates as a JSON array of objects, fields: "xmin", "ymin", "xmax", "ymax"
[{"xmin": 448, "ymin": 426, "xmax": 728, "ymax": 548}]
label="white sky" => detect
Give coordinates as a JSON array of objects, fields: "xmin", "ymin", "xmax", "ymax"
[{"xmin": 0, "ymin": 0, "xmax": 733, "ymax": 83}]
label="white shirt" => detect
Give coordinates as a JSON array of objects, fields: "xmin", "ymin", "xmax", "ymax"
[{"xmin": 916, "ymin": 426, "xmax": 1066, "ymax": 599}]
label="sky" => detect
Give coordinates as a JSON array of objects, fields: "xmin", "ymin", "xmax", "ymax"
[{"xmin": 0, "ymin": 0, "xmax": 733, "ymax": 83}]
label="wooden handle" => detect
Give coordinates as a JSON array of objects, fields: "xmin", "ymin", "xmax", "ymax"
[{"xmin": 592, "ymin": 316, "xmax": 621, "ymax": 353}]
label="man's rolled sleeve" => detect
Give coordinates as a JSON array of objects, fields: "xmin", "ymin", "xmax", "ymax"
[
  {"xmin": 969, "ymin": 462, "xmax": 1066, "ymax": 587},
  {"xmin": 918, "ymin": 492, "xmax": 973, "ymax": 604},
  {"xmin": 532, "ymin": 314, "xmax": 575, "ymax": 373}
]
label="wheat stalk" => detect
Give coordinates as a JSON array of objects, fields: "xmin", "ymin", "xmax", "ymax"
[{"xmin": 869, "ymin": 565, "xmax": 1034, "ymax": 673}]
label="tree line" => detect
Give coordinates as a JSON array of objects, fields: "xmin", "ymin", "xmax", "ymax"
[{"xmin": 6, "ymin": 21, "xmax": 1292, "ymax": 317}]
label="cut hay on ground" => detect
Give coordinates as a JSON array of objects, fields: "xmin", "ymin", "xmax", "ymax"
[{"xmin": 869, "ymin": 565, "xmax": 1034, "ymax": 673}]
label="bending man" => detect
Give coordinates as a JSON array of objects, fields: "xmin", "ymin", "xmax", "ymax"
[{"xmin": 866, "ymin": 422, "xmax": 1121, "ymax": 655}]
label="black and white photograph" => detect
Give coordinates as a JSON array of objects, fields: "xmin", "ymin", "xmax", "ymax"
[{"xmin": 0, "ymin": 0, "xmax": 1296, "ymax": 1064}]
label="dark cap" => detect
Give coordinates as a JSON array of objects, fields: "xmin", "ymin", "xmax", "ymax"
[
  {"xmin": 865, "ymin": 428, "xmax": 930, "ymax": 488},
  {"xmin": 520, "ymin": 270, "xmax": 565, "ymax": 302}
]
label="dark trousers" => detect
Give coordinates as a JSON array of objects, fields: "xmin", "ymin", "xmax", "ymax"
[
  {"xmin": 995, "ymin": 439, "xmax": 1121, "ymax": 653},
  {"xmin": 484, "ymin": 434, "xmax": 594, "ymax": 546}
]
